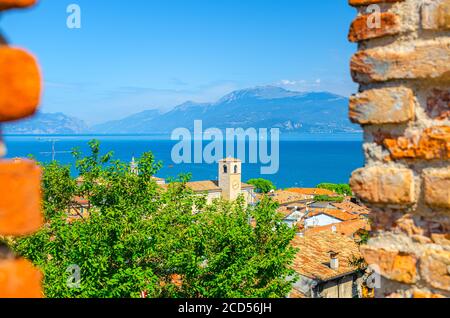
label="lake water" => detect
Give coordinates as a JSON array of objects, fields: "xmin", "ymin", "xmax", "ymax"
[{"xmin": 3, "ymin": 135, "xmax": 364, "ymax": 189}]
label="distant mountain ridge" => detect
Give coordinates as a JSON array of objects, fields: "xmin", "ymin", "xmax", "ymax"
[
  {"xmin": 92, "ymin": 86, "xmax": 360, "ymax": 134},
  {"xmin": 3, "ymin": 87, "xmax": 361, "ymax": 135},
  {"xmin": 3, "ymin": 112, "xmax": 88, "ymax": 135}
]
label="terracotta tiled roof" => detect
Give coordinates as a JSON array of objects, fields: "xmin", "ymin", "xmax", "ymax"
[
  {"xmin": 162, "ymin": 180, "xmax": 254, "ymax": 193},
  {"xmin": 185, "ymin": 180, "xmax": 222, "ymax": 192},
  {"xmin": 286, "ymin": 188, "xmax": 337, "ymax": 197},
  {"xmin": 219, "ymin": 157, "xmax": 241, "ymax": 163},
  {"xmin": 290, "ymin": 288, "xmax": 307, "ymax": 298},
  {"xmin": 331, "ymin": 202, "xmax": 370, "ymax": 216},
  {"xmin": 305, "ymin": 208, "xmax": 358, "ymax": 222},
  {"xmin": 269, "ymin": 190, "xmax": 309, "ymax": 205},
  {"xmin": 291, "ymin": 232, "xmax": 363, "ymax": 281},
  {"xmin": 305, "ymin": 218, "xmax": 371, "ymax": 237}
]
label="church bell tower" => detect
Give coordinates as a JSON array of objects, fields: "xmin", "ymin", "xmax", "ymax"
[{"xmin": 218, "ymin": 158, "xmax": 242, "ymax": 201}]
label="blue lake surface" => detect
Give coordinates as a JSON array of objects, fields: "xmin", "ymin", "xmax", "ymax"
[{"xmin": 3, "ymin": 135, "xmax": 364, "ymax": 189}]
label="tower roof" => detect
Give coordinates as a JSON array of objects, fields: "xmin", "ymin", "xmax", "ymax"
[{"xmin": 219, "ymin": 157, "xmax": 241, "ymax": 163}]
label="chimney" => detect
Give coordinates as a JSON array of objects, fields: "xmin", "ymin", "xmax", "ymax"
[{"xmin": 329, "ymin": 251, "xmax": 339, "ymax": 270}]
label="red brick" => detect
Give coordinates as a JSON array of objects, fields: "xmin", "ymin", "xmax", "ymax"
[
  {"xmin": 0, "ymin": 258, "xmax": 42, "ymax": 298},
  {"xmin": 423, "ymin": 168, "xmax": 450, "ymax": 209},
  {"xmin": 0, "ymin": 159, "xmax": 43, "ymax": 236},
  {"xmin": 351, "ymin": 41, "xmax": 450, "ymax": 84},
  {"xmin": 349, "ymin": 0, "xmax": 404, "ymax": 6},
  {"xmin": 349, "ymin": 12, "xmax": 401, "ymax": 42},
  {"xmin": 361, "ymin": 246, "xmax": 418, "ymax": 284},
  {"xmin": 350, "ymin": 166, "xmax": 415, "ymax": 204},
  {"xmin": 383, "ymin": 126, "xmax": 450, "ymax": 160},
  {"xmin": 420, "ymin": 250, "xmax": 450, "ymax": 292},
  {"xmin": 421, "ymin": 0, "xmax": 450, "ymax": 30},
  {"xmin": 349, "ymin": 87, "xmax": 414, "ymax": 124},
  {"xmin": 413, "ymin": 290, "xmax": 445, "ymax": 298},
  {"xmin": 0, "ymin": 47, "xmax": 41, "ymax": 122}
]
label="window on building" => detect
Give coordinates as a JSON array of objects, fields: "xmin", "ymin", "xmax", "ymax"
[
  {"xmin": 234, "ymin": 165, "xmax": 238, "ymax": 174},
  {"xmin": 223, "ymin": 165, "xmax": 228, "ymax": 174}
]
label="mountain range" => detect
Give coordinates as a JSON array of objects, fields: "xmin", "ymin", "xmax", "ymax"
[
  {"xmin": 2, "ymin": 86, "xmax": 361, "ymax": 135},
  {"xmin": 3, "ymin": 112, "xmax": 88, "ymax": 135}
]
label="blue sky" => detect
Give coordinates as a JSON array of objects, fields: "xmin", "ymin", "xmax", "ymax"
[{"xmin": 3, "ymin": 0, "xmax": 357, "ymax": 124}]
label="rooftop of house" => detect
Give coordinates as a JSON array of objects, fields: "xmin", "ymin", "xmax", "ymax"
[
  {"xmin": 331, "ymin": 201, "xmax": 370, "ymax": 216},
  {"xmin": 285, "ymin": 188, "xmax": 338, "ymax": 197},
  {"xmin": 304, "ymin": 218, "xmax": 371, "ymax": 238},
  {"xmin": 161, "ymin": 180, "xmax": 254, "ymax": 193},
  {"xmin": 268, "ymin": 190, "xmax": 310, "ymax": 205},
  {"xmin": 291, "ymin": 231, "xmax": 363, "ymax": 282},
  {"xmin": 304, "ymin": 208, "xmax": 359, "ymax": 222}
]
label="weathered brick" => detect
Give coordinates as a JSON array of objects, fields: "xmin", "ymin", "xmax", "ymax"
[
  {"xmin": 421, "ymin": 0, "xmax": 450, "ymax": 30},
  {"xmin": 426, "ymin": 89, "xmax": 450, "ymax": 120},
  {"xmin": 0, "ymin": 258, "xmax": 42, "ymax": 298},
  {"xmin": 0, "ymin": 159, "xmax": 43, "ymax": 236},
  {"xmin": 412, "ymin": 289, "xmax": 445, "ymax": 298},
  {"xmin": 361, "ymin": 246, "xmax": 418, "ymax": 284},
  {"xmin": 351, "ymin": 41, "xmax": 450, "ymax": 84},
  {"xmin": 423, "ymin": 168, "xmax": 450, "ymax": 209},
  {"xmin": 350, "ymin": 166, "xmax": 415, "ymax": 204},
  {"xmin": 349, "ymin": 0, "xmax": 404, "ymax": 6},
  {"xmin": 349, "ymin": 12, "xmax": 401, "ymax": 42},
  {"xmin": 349, "ymin": 87, "xmax": 414, "ymax": 124},
  {"xmin": 431, "ymin": 233, "xmax": 450, "ymax": 247},
  {"xmin": 0, "ymin": 47, "xmax": 41, "ymax": 122},
  {"xmin": 420, "ymin": 249, "xmax": 450, "ymax": 291},
  {"xmin": 0, "ymin": 0, "xmax": 36, "ymax": 10},
  {"xmin": 383, "ymin": 126, "xmax": 450, "ymax": 160},
  {"xmin": 394, "ymin": 214, "xmax": 425, "ymax": 236}
]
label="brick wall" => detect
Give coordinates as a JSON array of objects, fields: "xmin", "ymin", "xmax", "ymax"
[
  {"xmin": 348, "ymin": 0, "xmax": 450, "ymax": 298},
  {"xmin": 0, "ymin": 0, "xmax": 43, "ymax": 298}
]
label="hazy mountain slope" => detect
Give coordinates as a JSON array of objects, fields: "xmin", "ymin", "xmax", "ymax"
[
  {"xmin": 4, "ymin": 87, "xmax": 359, "ymax": 135},
  {"xmin": 89, "ymin": 110, "xmax": 161, "ymax": 134},
  {"xmin": 92, "ymin": 86, "xmax": 358, "ymax": 134},
  {"xmin": 3, "ymin": 113, "xmax": 88, "ymax": 135}
]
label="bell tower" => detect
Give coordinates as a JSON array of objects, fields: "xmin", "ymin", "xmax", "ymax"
[{"xmin": 218, "ymin": 158, "xmax": 242, "ymax": 201}]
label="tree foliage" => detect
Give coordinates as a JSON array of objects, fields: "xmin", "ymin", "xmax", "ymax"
[
  {"xmin": 316, "ymin": 183, "xmax": 352, "ymax": 196},
  {"xmin": 10, "ymin": 140, "xmax": 296, "ymax": 298},
  {"xmin": 313, "ymin": 195, "xmax": 344, "ymax": 203},
  {"xmin": 247, "ymin": 178, "xmax": 276, "ymax": 194}
]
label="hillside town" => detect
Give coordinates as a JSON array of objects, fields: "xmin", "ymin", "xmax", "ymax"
[{"xmin": 69, "ymin": 157, "xmax": 373, "ymax": 298}]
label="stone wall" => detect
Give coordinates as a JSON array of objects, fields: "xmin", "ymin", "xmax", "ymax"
[
  {"xmin": 0, "ymin": 0, "xmax": 43, "ymax": 298},
  {"xmin": 348, "ymin": 0, "xmax": 450, "ymax": 298}
]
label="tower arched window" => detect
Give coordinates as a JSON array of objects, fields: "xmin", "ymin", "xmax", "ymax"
[
  {"xmin": 223, "ymin": 165, "xmax": 228, "ymax": 174},
  {"xmin": 234, "ymin": 165, "xmax": 238, "ymax": 174}
]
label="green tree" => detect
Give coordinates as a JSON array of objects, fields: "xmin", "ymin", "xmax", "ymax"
[
  {"xmin": 316, "ymin": 183, "xmax": 352, "ymax": 196},
  {"xmin": 10, "ymin": 140, "xmax": 296, "ymax": 298},
  {"xmin": 247, "ymin": 178, "xmax": 276, "ymax": 194},
  {"xmin": 313, "ymin": 195, "xmax": 344, "ymax": 203}
]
